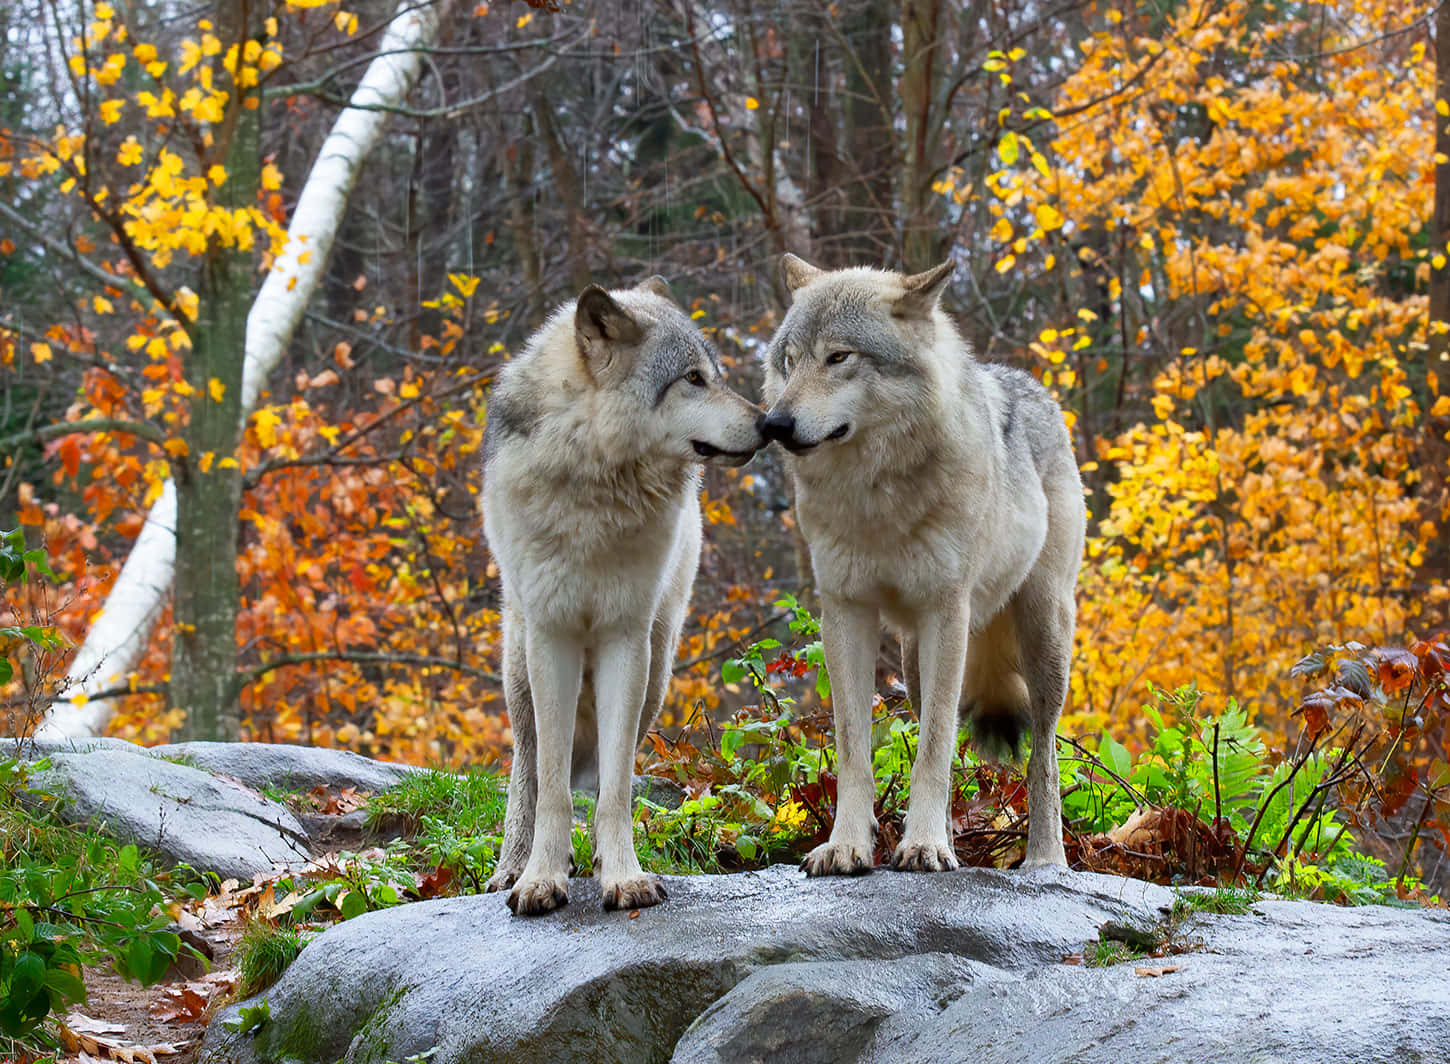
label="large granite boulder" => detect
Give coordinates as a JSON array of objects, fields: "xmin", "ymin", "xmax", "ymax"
[
  {"xmin": 25, "ymin": 748, "xmax": 310, "ymax": 880},
  {"xmin": 147, "ymin": 740, "xmax": 418, "ymax": 795},
  {"xmin": 196, "ymin": 865, "xmax": 1450, "ymax": 1064}
]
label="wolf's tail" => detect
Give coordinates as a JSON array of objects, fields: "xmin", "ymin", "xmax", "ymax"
[
  {"xmin": 963, "ymin": 610, "xmax": 1031, "ymax": 763},
  {"xmin": 966, "ymin": 701, "xmax": 1029, "ymax": 764}
]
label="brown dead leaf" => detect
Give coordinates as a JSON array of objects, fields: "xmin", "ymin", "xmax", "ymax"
[
  {"xmin": 1134, "ymin": 964, "xmax": 1183, "ymax": 977},
  {"xmin": 148, "ymin": 983, "xmax": 211, "ymax": 1023},
  {"xmin": 419, "ymin": 862, "xmax": 455, "ymax": 899}
]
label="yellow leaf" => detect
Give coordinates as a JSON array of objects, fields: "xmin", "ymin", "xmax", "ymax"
[
  {"xmin": 92, "ymin": 296, "xmax": 113, "ymax": 314},
  {"xmin": 998, "ymin": 130, "xmax": 1019, "ymax": 165},
  {"xmin": 99, "ymin": 98, "xmax": 125, "ymax": 124},
  {"xmin": 516, "ymin": 11, "xmax": 533, "ymax": 27},
  {"xmin": 208, "ymin": 164, "xmax": 227, "ymax": 186},
  {"xmin": 164, "ymin": 438, "xmax": 189, "ymax": 457},
  {"xmin": 450, "ymin": 273, "xmax": 481, "ymax": 298},
  {"xmin": 995, "ymin": 255, "xmax": 1015, "ymax": 274},
  {"xmin": 261, "ymin": 162, "xmax": 282, "ymax": 191},
  {"xmin": 990, "ymin": 217, "xmax": 1012, "ymax": 242},
  {"xmin": 199, "ymin": 451, "xmax": 215, "ymax": 473},
  {"xmin": 254, "ymin": 407, "xmax": 282, "ymax": 448},
  {"xmin": 745, "ymin": 96, "xmax": 759, "ymax": 111},
  {"xmin": 209, "ymin": 378, "xmax": 226, "ymax": 402},
  {"xmin": 1034, "ymin": 204, "xmax": 1065, "ymax": 231},
  {"xmin": 1439, "ymin": 99, "xmax": 1449, "ymax": 117},
  {"xmin": 1431, "ymin": 396, "xmax": 1450, "ymax": 418},
  {"xmin": 1040, "ymin": 328, "xmax": 1059, "ymax": 344},
  {"xmin": 218, "ymin": 456, "xmax": 239, "ymax": 469},
  {"xmin": 31, "ymin": 342, "xmax": 52, "ymax": 364},
  {"xmin": 117, "ymin": 138, "xmax": 143, "ymax": 166}
]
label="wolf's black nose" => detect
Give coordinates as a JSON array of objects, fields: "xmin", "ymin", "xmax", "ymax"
[{"xmin": 758, "ymin": 410, "xmax": 796, "ymax": 444}]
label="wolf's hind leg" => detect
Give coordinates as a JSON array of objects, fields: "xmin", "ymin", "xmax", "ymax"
[
  {"xmin": 802, "ymin": 596, "xmax": 879, "ymax": 877},
  {"xmin": 486, "ymin": 605, "xmax": 534, "ymax": 893},
  {"xmin": 900, "ymin": 632, "xmax": 921, "ymax": 716},
  {"xmin": 594, "ymin": 628, "xmax": 668, "ymax": 911},
  {"xmin": 508, "ymin": 627, "xmax": 583, "ymax": 916},
  {"xmin": 1013, "ymin": 576, "xmax": 1072, "ymax": 869}
]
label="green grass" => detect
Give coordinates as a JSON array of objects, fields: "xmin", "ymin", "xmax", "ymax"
[
  {"xmin": 1174, "ymin": 885, "xmax": 1260, "ymax": 916},
  {"xmin": 365, "ymin": 766, "xmax": 507, "ymax": 835},
  {"xmin": 1084, "ymin": 939, "xmax": 1145, "ymax": 968},
  {"xmin": 235, "ymin": 920, "xmax": 309, "ymax": 998}
]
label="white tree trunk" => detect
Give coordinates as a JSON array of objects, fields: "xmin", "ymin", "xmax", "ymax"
[{"xmin": 38, "ymin": 0, "xmax": 451, "ymax": 739}]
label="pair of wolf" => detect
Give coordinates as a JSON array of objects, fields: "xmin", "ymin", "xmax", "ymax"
[{"xmin": 480, "ymin": 256, "xmax": 1085, "ymax": 916}]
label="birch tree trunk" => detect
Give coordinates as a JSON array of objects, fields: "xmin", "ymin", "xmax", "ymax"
[{"xmin": 38, "ymin": 0, "xmax": 452, "ymax": 740}]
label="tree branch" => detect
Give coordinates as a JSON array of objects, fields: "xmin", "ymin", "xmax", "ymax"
[
  {"xmin": 238, "ymin": 650, "xmax": 499, "ymax": 688},
  {"xmin": 0, "ymin": 417, "xmax": 169, "ymax": 454}
]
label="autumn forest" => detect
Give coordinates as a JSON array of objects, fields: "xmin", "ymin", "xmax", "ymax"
[{"xmin": 3, "ymin": 0, "xmax": 1450, "ymax": 894}]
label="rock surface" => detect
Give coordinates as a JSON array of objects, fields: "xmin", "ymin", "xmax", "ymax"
[
  {"xmin": 147, "ymin": 740, "xmax": 417, "ymax": 795},
  {"xmin": 12, "ymin": 735, "xmax": 149, "ymax": 759},
  {"xmin": 197, "ymin": 865, "xmax": 1450, "ymax": 1064},
  {"xmin": 27, "ymin": 748, "xmax": 311, "ymax": 880},
  {"xmin": 201, "ymin": 866, "xmax": 1170, "ymax": 1064}
]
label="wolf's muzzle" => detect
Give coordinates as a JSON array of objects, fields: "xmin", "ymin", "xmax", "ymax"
[
  {"xmin": 692, "ymin": 440, "xmax": 758, "ymax": 466},
  {"xmin": 758, "ymin": 410, "xmax": 796, "ymax": 445}
]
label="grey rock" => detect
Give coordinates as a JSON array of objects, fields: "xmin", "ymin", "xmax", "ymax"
[
  {"xmin": 860, "ymin": 899, "xmax": 1450, "ymax": 1064},
  {"xmin": 9, "ymin": 735, "xmax": 147, "ymax": 759},
  {"xmin": 27, "ymin": 749, "xmax": 311, "ymax": 880},
  {"xmin": 633, "ymin": 774, "xmax": 688, "ymax": 810},
  {"xmin": 148, "ymin": 741, "xmax": 417, "ymax": 795},
  {"xmin": 672, "ymin": 954, "xmax": 1000, "ymax": 1064},
  {"xmin": 198, "ymin": 865, "xmax": 1173, "ymax": 1064}
]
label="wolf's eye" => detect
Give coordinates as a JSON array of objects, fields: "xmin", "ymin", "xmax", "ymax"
[
  {"xmin": 826, "ymin": 350, "xmax": 851, "ymax": 365},
  {"xmin": 685, "ymin": 370, "xmax": 707, "ymax": 387}
]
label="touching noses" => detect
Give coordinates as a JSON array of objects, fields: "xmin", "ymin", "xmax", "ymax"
[{"xmin": 757, "ymin": 409, "xmax": 796, "ymax": 444}]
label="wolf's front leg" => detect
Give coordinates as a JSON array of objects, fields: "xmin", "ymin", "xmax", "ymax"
[
  {"xmin": 893, "ymin": 601, "xmax": 969, "ymax": 872},
  {"xmin": 593, "ymin": 629, "xmax": 667, "ymax": 911},
  {"xmin": 507, "ymin": 627, "xmax": 582, "ymax": 916},
  {"xmin": 486, "ymin": 607, "xmax": 534, "ymax": 893},
  {"xmin": 802, "ymin": 595, "xmax": 879, "ymax": 877}
]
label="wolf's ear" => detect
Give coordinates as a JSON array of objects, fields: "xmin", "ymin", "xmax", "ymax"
[
  {"xmin": 780, "ymin": 253, "xmax": 824, "ymax": 296},
  {"xmin": 576, "ymin": 285, "xmax": 644, "ymax": 364},
  {"xmin": 635, "ymin": 275, "xmax": 674, "ymax": 302},
  {"xmin": 893, "ymin": 260, "xmax": 955, "ymax": 318}
]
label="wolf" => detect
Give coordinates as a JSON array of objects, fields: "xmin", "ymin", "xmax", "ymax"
[
  {"xmin": 480, "ymin": 277, "xmax": 762, "ymax": 916},
  {"xmin": 760, "ymin": 254, "xmax": 1084, "ymax": 874}
]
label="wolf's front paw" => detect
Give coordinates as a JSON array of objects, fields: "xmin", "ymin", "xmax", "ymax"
[
  {"xmin": 801, "ymin": 839, "xmax": 874, "ymax": 877},
  {"xmin": 484, "ymin": 865, "xmax": 522, "ymax": 893},
  {"xmin": 507, "ymin": 873, "xmax": 569, "ymax": 916},
  {"xmin": 601, "ymin": 873, "xmax": 668, "ymax": 912},
  {"xmin": 890, "ymin": 838, "xmax": 960, "ymax": 872}
]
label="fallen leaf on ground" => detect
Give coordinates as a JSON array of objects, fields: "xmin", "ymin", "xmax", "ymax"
[
  {"xmin": 64, "ymin": 1013, "xmax": 127, "ymax": 1035},
  {"xmin": 1134, "ymin": 964, "xmax": 1183, "ymax": 977}
]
